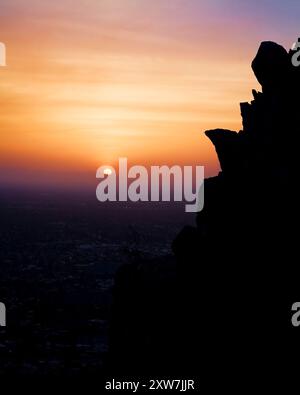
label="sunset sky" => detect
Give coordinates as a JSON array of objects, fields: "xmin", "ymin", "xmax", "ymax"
[{"xmin": 0, "ymin": 0, "xmax": 299, "ymax": 189}]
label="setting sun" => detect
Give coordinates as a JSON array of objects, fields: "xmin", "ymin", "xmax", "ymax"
[
  {"xmin": 104, "ymin": 168, "xmax": 112, "ymax": 176},
  {"xmin": 1, "ymin": 0, "xmax": 297, "ymax": 190}
]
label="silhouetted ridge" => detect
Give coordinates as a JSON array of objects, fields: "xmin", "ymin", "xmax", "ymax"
[{"xmin": 107, "ymin": 41, "xmax": 299, "ymax": 387}]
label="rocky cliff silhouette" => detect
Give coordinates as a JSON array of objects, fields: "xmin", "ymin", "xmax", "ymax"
[{"xmin": 107, "ymin": 41, "xmax": 299, "ymax": 388}]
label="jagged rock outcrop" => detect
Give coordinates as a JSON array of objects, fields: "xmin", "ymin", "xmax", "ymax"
[
  {"xmin": 252, "ymin": 41, "xmax": 290, "ymax": 93},
  {"xmin": 107, "ymin": 41, "xmax": 299, "ymax": 387}
]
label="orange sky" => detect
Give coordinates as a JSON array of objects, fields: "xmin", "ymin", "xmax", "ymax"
[{"xmin": 0, "ymin": 0, "xmax": 299, "ymax": 189}]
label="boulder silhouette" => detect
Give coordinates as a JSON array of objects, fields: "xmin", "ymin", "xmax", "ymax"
[{"xmin": 251, "ymin": 41, "xmax": 290, "ymax": 93}]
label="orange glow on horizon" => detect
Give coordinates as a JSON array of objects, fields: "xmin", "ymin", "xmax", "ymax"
[{"xmin": 3, "ymin": 0, "xmax": 287, "ymax": 189}]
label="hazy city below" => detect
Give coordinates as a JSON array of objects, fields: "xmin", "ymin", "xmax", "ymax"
[{"xmin": 0, "ymin": 188, "xmax": 193, "ymax": 376}]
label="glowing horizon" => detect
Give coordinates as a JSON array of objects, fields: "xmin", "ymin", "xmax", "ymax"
[{"xmin": 1, "ymin": 0, "xmax": 299, "ymax": 189}]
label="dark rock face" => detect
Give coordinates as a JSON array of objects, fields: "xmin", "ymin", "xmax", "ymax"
[
  {"xmin": 107, "ymin": 41, "xmax": 299, "ymax": 386},
  {"xmin": 252, "ymin": 41, "xmax": 290, "ymax": 93},
  {"xmin": 205, "ymin": 129, "xmax": 240, "ymax": 174}
]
